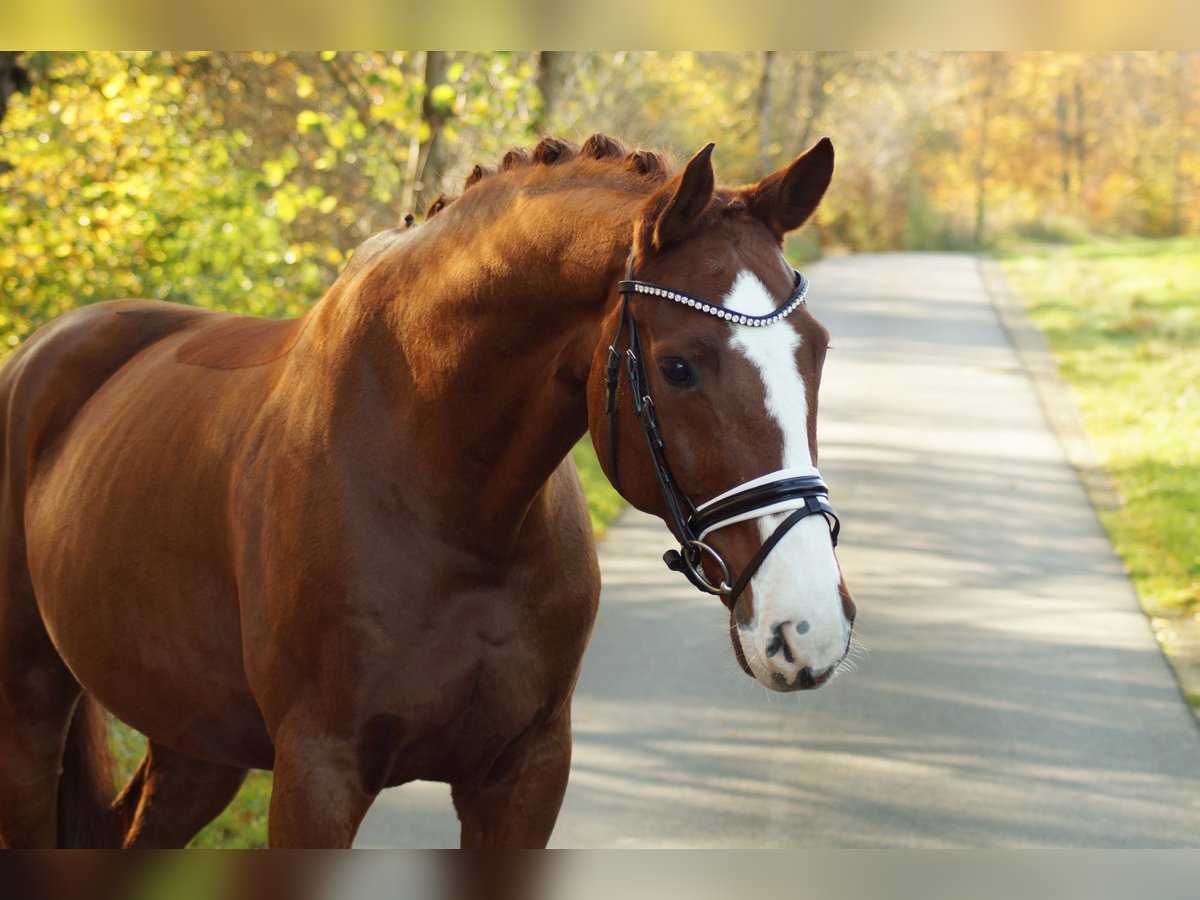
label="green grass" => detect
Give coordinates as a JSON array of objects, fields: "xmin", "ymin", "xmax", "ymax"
[
  {"xmin": 572, "ymin": 437, "xmax": 626, "ymax": 536},
  {"xmin": 104, "ymin": 440, "xmax": 625, "ymax": 849},
  {"xmin": 110, "ymin": 725, "xmax": 271, "ymax": 848},
  {"xmin": 999, "ymin": 236, "xmax": 1200, "ymax": 618}
]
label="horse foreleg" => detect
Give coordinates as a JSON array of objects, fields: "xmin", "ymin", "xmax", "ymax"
[
  {"xmin": 450, "ymin": 708, "xmax": 573, "ymax": 849},
  {"xmin": 267, "ymin": 728, "xmax": 376, "ymax": 848},
  {"xmin": 116, "ymin": 741, "xmax": 247, "ymax": 848}
]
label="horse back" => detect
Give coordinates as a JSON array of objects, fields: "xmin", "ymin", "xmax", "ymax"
[{"xmin": 0, "ymin": 300, "xmax": 220, "ymax": 501}]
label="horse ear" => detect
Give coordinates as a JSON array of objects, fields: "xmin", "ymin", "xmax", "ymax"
[
  {"xmin": 746, "ymin": 137, "xmax": 834, "ymax": 239},
  {"xmin": 641, "ymin": 143, "xmax": 716, "ymax": 253}
]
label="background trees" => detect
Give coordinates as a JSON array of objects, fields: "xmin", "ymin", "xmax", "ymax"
[{"xmin": 2, "ymin": 51, "xmax": 1196, "ymax": 346}]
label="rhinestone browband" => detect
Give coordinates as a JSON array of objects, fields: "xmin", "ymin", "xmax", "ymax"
[{"xmin": 615, "ymin": 269, "xmax": 809, "ymax": 327}]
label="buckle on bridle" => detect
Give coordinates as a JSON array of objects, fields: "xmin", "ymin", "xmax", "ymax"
[
  {"xmin": 638, "ymin": 398, "xmax": 664, "ymax": 450},
  {"xmin": 664, "ymin": 540, "xmax": 731, "ymax": 596},
  {"xmin": 604, "ymin": 345, "xmax": 621, "ymax": 413}
]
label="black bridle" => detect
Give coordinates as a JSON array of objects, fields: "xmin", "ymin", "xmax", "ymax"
[{"xmin": 603, "ymin": 251, "xmax": 841, "ymax": 609}]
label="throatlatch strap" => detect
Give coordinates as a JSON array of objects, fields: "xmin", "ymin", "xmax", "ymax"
[{"xmin": 604, "ymin": 252, "xmax": 639, "ymax": 497}]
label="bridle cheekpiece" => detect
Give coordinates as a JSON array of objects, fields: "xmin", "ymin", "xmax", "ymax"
[{"xmin": 603, "ymin": 250, "xmax": 841, "ymax": 609}]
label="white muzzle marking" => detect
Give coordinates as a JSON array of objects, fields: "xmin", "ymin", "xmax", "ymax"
[{"xmin": 721, "ymin": 270, "xmax": 849, "ymax": 688}]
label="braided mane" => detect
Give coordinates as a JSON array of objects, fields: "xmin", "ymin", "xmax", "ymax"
[{"xmin": 423, "ymin": 133, "xmax": 674, "ymax": 220}]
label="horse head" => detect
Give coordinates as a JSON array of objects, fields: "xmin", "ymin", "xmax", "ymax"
[{"xmin": 588, "ymin": 139, "xmax": 856, "ymax": 692}]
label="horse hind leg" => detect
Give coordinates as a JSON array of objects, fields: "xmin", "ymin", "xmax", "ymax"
[
  {"xmin": 0, "ymin": 660, "xmax": 118, "ymax": 847},
  {"xmin": 0, "ymin": 676, "xmax": 85, "ymax": 848},
  {"xmin": 0, "ymin": 534, "xmax": 119, "ymax": 848},
  {"xmin": 115, "ymin": 741, "xmax": 248, "ymax": 848}
]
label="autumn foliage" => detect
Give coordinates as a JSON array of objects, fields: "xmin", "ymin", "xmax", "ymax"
[{"xmin": 2, "ymin": 52, "xmax": 1197, "ymax": 350}]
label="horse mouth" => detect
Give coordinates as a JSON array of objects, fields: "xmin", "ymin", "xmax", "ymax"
[
  {"xmin": 773, "ymin": 663, "xmax": 837, "ymax": 691},
  {"xmin": 729, "ymin": 616, "xmax": 852, "ymax": 692}
]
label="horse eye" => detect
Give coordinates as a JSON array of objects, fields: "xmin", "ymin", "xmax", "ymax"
[{"xmin": 659, "ymin": 358, "xmax": 695, "ymax": 387}]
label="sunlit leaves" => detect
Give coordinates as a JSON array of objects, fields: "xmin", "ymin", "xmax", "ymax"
[
  {"xmin": 3, "ymin": 51, "xmax": 1197, "ymax": 359},
  {"xmin": 0, "ymin": 51, "xmax": 551, "ymax": 354},
  {"xmin": 295, "ymin": 109, "xmax": 323, "ymax": 132},
  {"xmin": 428, "ymin": 83, "xmax": 457, "ymax": 112},
  {"xmin": 0, "ymin": 52, "xmax": 338, "ymax": 346}
]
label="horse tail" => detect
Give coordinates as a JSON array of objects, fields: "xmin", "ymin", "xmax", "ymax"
[{"xmin": 56, "ymin": 694, "xmax": 119, "ymax": 847}]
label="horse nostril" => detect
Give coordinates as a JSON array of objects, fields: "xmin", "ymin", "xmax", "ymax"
[{"xmin": 766, "ymin": 621, "xmax": 795, "ymax": 664}]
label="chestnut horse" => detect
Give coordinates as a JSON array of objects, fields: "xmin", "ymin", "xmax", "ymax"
[{"xmin": 0, "ymin": 133, "xmax": 855, "ymax": 848}]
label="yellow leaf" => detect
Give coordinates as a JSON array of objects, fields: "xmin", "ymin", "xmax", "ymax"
[
  {"xmin": 101, "ymin": 74, "xmax": 126, "ymax": 99},
  {"xmin": 429, "ymin": 83, "xmax": 457, "ymax": 112},
  {"xmin": 296, "ymin": 110, "xmax": 322, "ymax": 132}
]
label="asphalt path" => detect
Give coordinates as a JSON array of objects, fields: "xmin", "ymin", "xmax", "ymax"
[{"xmin": 355, "ymin": 252, "xmax": 1200, "ymax": 848}]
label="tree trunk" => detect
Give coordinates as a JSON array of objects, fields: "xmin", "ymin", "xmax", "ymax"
[
  {"xmin": 0, "ymin": 51, "xmax": 28, "ymax": 128},
  {"xmin": 1072, "ymin": 77, "xmax": 1085, "ymax": 215},
  {"xmin": 1056, "ymin": 91, "xmax": 1071, "ymax": 200},
  {"xmin": 534, "ymin": 51, "xmax": 567, "ymax": 135},
  {"xmin": 797, "ymin": 52, "xmax": 831, "ymax": 150},
  {"xmin": 1170, "ymin": 52, "xmax": 1187, "ymax": 235},
  {"xmin": 0, "ymin": 51, "xmax": 28, "ymax": 174},
  {"xmin": 756, "ymin": 51, "xmax": 776, "ymax": 171},
  {"xmin": 972, "ymin": 54, "xmax": 999, "ymax": 249},
  {"xmin": 403, "ymin": 51, "xmax": 455, "ymax": 217}
]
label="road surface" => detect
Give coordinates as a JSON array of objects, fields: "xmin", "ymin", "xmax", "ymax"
[{"xmin": 355, "ymin": 253, "xmax": 1200, "ymax": 848}]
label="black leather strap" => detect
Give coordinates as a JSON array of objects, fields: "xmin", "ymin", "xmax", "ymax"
[
  {"xmin": 691, "ymin": 476, "xmax": 839, "ymax": 546},
  {"xmin": 727, "ymin": 506, "xmax": 811, "ymax": 604},
  {"xmin": 604, "ymin": 252, "xmax": 638, "ymax": 495},
  {"xmin": 604, "ymin": 249, "xmax": 841, "ymax": 601}
]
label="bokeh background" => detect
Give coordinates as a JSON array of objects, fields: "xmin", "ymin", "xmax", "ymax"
[{"xmin": 2, "ymin": 51, "xmax": 1198, "ymax": 347}]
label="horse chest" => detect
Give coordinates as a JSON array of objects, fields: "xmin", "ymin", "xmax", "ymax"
[{"xmin": 356, "ymin": 575, "xmax": 597, "ymax": 787}]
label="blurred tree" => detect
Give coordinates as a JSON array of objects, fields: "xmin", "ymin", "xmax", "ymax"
[
  {"xmin": 3, "ymin": 50, "xmax": 1199, "ymax": 358},
  {"xmin": 408, "ymin": 51, "xmax": 453, "ymax": 214},
  {"xmin": 972, "ymin": 52, "xmax": 1001, "ymax": 247},
  {"xmin": 533, "ymin": 51, "xmax": 567, "ymax": 135},
  {"xmin": 0, "ymin": 51, "xmax": 28, "ymax": 172},
  {"xmin": 0, "ymin": 52, "xmax": 28, "ymax": 127},
  {"xmin": 0, "ymin": 51, "xmax": 548, "ymax": 351},
  {"xmin": 755, "ymin": 51, "xmax": 776, "ymax": 173}
]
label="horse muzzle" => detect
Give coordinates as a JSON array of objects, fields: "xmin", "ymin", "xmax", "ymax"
[{"xmin": 728, "ymin": 569, "xmax": 855, "ymax": 693}]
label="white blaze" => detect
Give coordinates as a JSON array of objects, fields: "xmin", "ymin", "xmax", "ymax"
[{"xmin": 722, "ymin": 270, "xmax": 848, "ymax": 683}]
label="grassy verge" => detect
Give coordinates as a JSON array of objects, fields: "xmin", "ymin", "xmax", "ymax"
[{"xmin": 998, "ymin": 236, "xmax": 1200, "ymax": 619}]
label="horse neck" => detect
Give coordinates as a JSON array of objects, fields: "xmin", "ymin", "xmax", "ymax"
[{"xmin": 303, "ymin": 187, "xmax": 642, "ymax": 557}]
